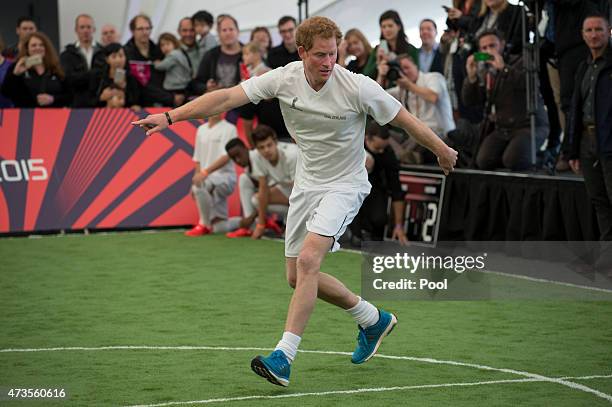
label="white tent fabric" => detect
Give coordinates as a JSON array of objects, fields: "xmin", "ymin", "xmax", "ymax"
[{"xmin": 58, "ymin": 0, "xmax": 452, "ymax": 49}]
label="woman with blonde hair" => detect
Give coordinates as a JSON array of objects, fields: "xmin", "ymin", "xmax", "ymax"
[
  {"xmin": 1, "ymin": 32, "xmax": 70, "ymax": 107},
  {"xmin": 342, "ymin": 28, "xmax": 375, "ymax": 74}
]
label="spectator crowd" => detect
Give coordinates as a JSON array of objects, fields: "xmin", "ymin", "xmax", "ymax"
[{"xmin": 0, "ymin": 2, "xmax": 611, "ymax": 241}]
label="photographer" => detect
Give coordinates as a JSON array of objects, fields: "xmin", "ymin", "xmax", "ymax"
[
  {"xmin": 378, "ymin": 54, "xmax": 455, "ymax": 163},
  {"xmin": 463, "ymin": 29, "xmax": 549, "ymax": 171}
]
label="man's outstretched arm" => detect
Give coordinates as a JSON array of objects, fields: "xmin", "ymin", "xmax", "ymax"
[
  {"xmin": 389, "ymin": 107, "xmax": 458, "ymax": 175},
  {"xmin": 132, "ymin": 85, "xmax": 251, "ymax": 136}
]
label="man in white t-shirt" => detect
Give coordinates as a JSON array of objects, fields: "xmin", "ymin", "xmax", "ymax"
[
  {"xmin": 185, "ymin": 113, "xmax": 241, "ymax": 236},
  {"xmin": 134, "ymin": 16, "xmax": 457, "ymax": 387}
]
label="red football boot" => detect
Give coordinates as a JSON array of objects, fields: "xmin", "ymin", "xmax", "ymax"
[
  {"xmin": 184, "ymin": 224, "xmax": 212, "ymax": 237},
  {"xmin": 226, "ymin": 227, "xmax": 252, "ymax": 238},
  {"xmin": 265, "ymin": 215, "xmax": 283, "ymax": 235}
]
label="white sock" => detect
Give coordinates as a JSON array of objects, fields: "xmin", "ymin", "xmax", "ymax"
[
  {"xmin": 346, "ymin": 297, "xmax": 379, "ymax": 329},
  {"xmin": 274, "ymin": 331, "xmax": 301, "ymax": 363}
]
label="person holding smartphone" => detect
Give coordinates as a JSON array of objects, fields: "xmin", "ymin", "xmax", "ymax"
[
  {"xmin": 462, "ymin": 29, "xmax": 549, "ymax": 171},
  {"xmin": 1, "ymin": 32, "xmax": 70, "ymax": 107},
  {"xmin": 89, "ymin": 43, "xmax": 141, "ymax": 109}
]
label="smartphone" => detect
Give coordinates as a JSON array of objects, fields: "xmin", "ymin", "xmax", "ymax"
[
  {"xmin": 442, "ymin": 5, "xmax": 451, "ymax": 11},
  {"xmin": 379, "ymin": 39, "xmax": 389, "ymax": 54},
  {"xmin": 114, "ymin": 68, "xmax": 126, "ymax": 84},
  {"xmin": 25, "ymin": 54, "xmax": 43, "ymax": 69},
  {"xmin": 474, "ymin": 52, "xmax": 493, "ymax": 62}
]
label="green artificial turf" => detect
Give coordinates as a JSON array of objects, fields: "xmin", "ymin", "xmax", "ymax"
[{"xmin": 0, "ymin": 232, "xmax": 611, "ymax": 406}]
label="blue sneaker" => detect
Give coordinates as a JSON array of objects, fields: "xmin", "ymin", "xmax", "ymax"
[
  {"xmin": 251, "ymin": 350, "xmax": 291, "ymax": 387},
  {"xmin": 351, "ymin": 309, "xmax": 397, "ymax": 364}
]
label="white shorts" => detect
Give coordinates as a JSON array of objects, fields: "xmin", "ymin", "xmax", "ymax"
[{"xmin": 284, "ymin": 185, "xmax": 370, "ymax": 257}]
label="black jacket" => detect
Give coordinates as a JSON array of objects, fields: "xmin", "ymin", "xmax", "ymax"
[
  {"xmin": 1, "ymin": 63, "xmax": 71, "ymax": 107},
  {"xmin": 193, "ymin": 45, "xmax": 243, "ymax": 95},
  {"xmin": 568, "ymin": 45, "xmax": 612, "ymax": 159},
  {"xmin": 420, "ymin": 47, "xmax": 444, "ymax": 75},
  {"xmin": 469, "ymin": 4, "xmax": 523, "ymax": 55},
  {"xmin": 365, "ymin": 144, "xmax": 404, "ymax": 201},
  {"xmin": 267, "ymin": 43, "xmax": 300, "ymax": 69},
  {"xmin": 462, "ymin": 55, "xmax": 548, "ymax": 130},
  {"xmin": 89, "ymin": 66, "xmax": 142, "ymax": 107},
  {"xmin": 60, "ymin": 43, "xmax": 105, "ymax": 107},
  {"xmin": 446, "ymin": 0, "xmax": 483, "ymax": 35}
]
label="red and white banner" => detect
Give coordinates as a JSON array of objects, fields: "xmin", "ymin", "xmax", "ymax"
[{"xmin": 0, "ymin": 108, "xmax": 245, "ymax": 233}]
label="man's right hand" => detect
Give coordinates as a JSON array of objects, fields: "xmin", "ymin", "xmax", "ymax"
[
  {"xmin": 13, "ymin": 58, "xmax": 27, "ymax": 76},
  {"xmin": 131, "ymin": 113, "xmax": 169, "ymax": 136}
]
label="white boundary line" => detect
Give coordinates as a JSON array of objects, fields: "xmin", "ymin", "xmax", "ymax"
[
  {"xmin": 481, "ymin": 268, "xmax": 612, "ymax": 294},
  {"xmin": 1, "ymin": 345, "xmax": 610, "ymax": 403},
  {"xmin": 125, "ymin": 376, "xmax": 612, "ymax": 407}
]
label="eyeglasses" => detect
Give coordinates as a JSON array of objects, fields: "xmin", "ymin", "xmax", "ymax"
[
  {"xmin": 135, "ymin": 26, "xmax": 152, "ymax": 32},
  {"xmin": 279, "ymin": 28, "xmax": 295, "ymax": 35}
]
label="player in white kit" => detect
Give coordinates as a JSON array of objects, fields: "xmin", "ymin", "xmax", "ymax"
[{"xmin": 133, "ymin": 16, "xmax": 457, "ymax": 387}]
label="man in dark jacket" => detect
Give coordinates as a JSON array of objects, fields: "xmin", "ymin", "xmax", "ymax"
[
  {"xmin": 350, "ymin": 122, "xmax": 408, "ymax": 244},
  {"xmin": 60, "ymin": 14, "xmax": 104, "ymax": 107},
  {"xmin": 124, "ymin": 14, "xmax": 173, "ymax": 106},
  {"xmin": 193, "ymin": 15, "xmax": 242, "ymax": 96},
  {"xmin": 267, "ymin": 16, "xmax": 299, "ymax": 69},
  {"xmin": 463, "ymin": 29, "xmax": 549, "ymax": 171},
  {"xmin": 568, "ymin": 14, "xmax": 612, "ymax": 241},
  {"xmin": 419, "ymin": 19, "xmax": 444, "ymax": 74},
  {"xmin": 2, "ymin": 17, "xmax": 37, "ymax": 62}
]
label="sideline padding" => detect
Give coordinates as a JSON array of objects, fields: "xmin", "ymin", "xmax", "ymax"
[{"xmin": 0, "ymin": 108, "xmax": 247, "ymax": 233}]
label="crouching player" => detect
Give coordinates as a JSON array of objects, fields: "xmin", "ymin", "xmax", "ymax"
[{"xmin": 225, "ymin": 125, "xmax": 296, "ymax": 238}]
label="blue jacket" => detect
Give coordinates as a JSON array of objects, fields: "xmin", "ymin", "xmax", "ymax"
[{"xmin": 568, "ymin": 44, "xmax": 612, "ymax": 159}]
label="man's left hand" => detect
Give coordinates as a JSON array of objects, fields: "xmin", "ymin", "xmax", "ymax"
[{"xmin": 392, "ymin": 225, "xmax": 409, "ymax": 245}]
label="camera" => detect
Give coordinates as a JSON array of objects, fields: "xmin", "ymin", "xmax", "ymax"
[{"xmin": 386, "ymin": 60, "xmax": 402, "ymax": 82}]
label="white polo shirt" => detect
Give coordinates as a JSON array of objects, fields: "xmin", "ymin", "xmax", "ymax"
[
  {"xmin": 251, "ymin": 142, "xmax": 298, "ymax": 185},
  {"xmin": 192, "ymin": 119, "xmax": 237, "ymax": 176},
  {"xmin": 241, "ymin": 61, "xmax": 401, "ymax": 190}
]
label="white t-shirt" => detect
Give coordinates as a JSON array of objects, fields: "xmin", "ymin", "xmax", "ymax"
[
  {"xmin": 251, "ymin": 142, "xmax": 298, "ymax": 186},
  {"xmin": 192, "ymin": 119, "xmax": 237, "ymax": 176},
  {"xmin": 241, "ymin": 61, "xmax": 401, "ymax": 190},
  {"xmin": 388, "ymin": 71, "xmax": 455, "ymax": 136}
]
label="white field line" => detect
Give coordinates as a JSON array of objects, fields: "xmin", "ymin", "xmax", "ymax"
[
  {"xmin": 122, "ymin": 377, "xmax": 590, "ymax": 407},
  {"xmin": 1, "ymin": 345, "xmax": 610, "ymax": 403},
  {"xmin": 479, "ymin": 268, "xmax": 612, "ymax": 294}
]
